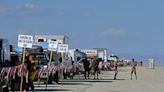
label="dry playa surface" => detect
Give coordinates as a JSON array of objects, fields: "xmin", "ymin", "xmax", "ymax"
[{"xmin": 33, "ymin": 67, "xmax": 164, "ymax": 92}]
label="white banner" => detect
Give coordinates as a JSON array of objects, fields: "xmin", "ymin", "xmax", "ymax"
[
  {"xmin": 48, "ymin": 41, "xmax": 58, "ymax": 51},
  {"xmin": 58, "ymin": 44, "xmax": 68, "ymax": 53},
  {"xmin": 81, "ymin": 49, "xmax": 98, "ymax": 57},
  {"xmin": 18, "ymin": 34, "xmax": 33, "ymax": 48}
]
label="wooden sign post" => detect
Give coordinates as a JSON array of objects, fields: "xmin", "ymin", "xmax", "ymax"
[
  {"xmin": 61, "ymin": 52, "xmax": 64, "ymax": 80},
  {"xmin": 58, "ymin": 44, "xmax": 68, "ymax": 80},
  {"xmin": 47, "ymin": 40, "xmax": 58, "ymax": 87},
  {"xmin": 20, "ymin": 47, "xmax": 26, "ymax": 92},
  {"xmin": 18, "ymin": 34, "xmax": 33, "ymax": 92},
  {"xmin": 48, "ymin": 40, "xmax": 58, "ymax": 62}
]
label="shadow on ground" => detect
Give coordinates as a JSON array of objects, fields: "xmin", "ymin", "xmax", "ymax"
[
  {"xmin": 11, "ymin": 88, "xmax": 72, "ymax": 92},
  {"xmin": 35, "ymin": 85, "xmax": 60, "ymax": 88},
  {"xmin": 34, "ymin": 89, "xmax": 72, "ymax": 91},
  {"xmin": 59, "ymin": 79, "xmax": 115, "ymax": 83},
  {"xmin": 58, "ymin": 82, "xmax": 89, "ymax": 85},
  {"xmin": 101, "ymin": 78, "xmax": 125, "ymax": 81}
]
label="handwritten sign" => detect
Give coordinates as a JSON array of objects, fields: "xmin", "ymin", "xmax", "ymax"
[
  {"xmin": 18, "ymin": 35, "xmax": 33, "ymax": 48},
  {"xmin": 58, "ymin": 44, "xmax": 68, "ymax": 53},
  {"xmin": 48, "ymin": 41, "xmax": 58, "ymax": 51}
]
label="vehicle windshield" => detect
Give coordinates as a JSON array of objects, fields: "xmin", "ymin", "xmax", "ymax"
[
  {"xmin": 26, "ymin": 46, "xmax": 48, "ymax": 66},
  {"xmin": 75, "ymin": 51, "xmax": 87, "ymax": 62},
  {"xmin": 35, "ymin": 53, "xmax": 48, "ymax": 65},
  {"xmin": 0, "ymin": 39, "xmax": 11, "ymax": 67}
]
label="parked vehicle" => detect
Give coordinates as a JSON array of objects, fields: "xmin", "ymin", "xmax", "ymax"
[
  {"xmin": 0, "ymin": 39, "xmax": 21, "ymax": 91},
  {"xmin": 25, "ymin": 45, "xmax": 54, "ymax": 84},
  {"xmin": 68, "ymin": 49, "xmax": 87, "ymax": 75}
]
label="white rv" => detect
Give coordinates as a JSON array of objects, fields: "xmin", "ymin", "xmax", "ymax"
[{"xmin": 34, "ymin": 35, "xmax": 68, "ymax": 44}]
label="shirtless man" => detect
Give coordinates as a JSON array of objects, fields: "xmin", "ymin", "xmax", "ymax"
[
  {"xmin": 131, "ymin": 59, "xmax": 137, "ymax": 80},
  {"xmin": 114, "ymin": 61, "xmax": 118, "ymax": 80}
]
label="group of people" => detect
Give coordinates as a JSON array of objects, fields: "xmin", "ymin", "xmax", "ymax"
[
  {"xmin": 82, "ymin": 57, "xmax": 138, "ymax": 81},
  {"xmin": 82, "ymin": 58, "xmax": 138, "ymax": 80},
  {"xmin": 112, "ymin": 58, "xmax": 138, "ymax": 80},
  {"xmin": 11, "ymin": 55, "xmax": 138, "ymax": 91},
  {"xmin": 83, "ymin": 58, "xmax": 100, "ymax": 79}
]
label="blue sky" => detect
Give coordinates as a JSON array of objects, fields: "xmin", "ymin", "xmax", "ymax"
[{"xmin": 0, "ymin": 0, "xmax": 164, "ymax": 63}]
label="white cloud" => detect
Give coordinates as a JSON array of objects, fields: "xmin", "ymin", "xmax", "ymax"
[
  {"xmin": 55, "ymin": 11, "xmax": 65, "ymax": 16},
  {"xmin": 0, "ymin": 3, "xmax": 39, "ymax": 16},
  {"xmin": 24, "ymin": 3, "xmax": 39, "ymax": 9},
  {"xmin": 0, "ymin": 7, "xmax": 7, "ymax": 13},
  {"xmin": 0, "ymin": 6, "xmax": 9, "ymax": 15},
  {"xmin": 102, "ymin": 28, "xmax": 125, "ymax": 36},
  {"xmin": 84, "ymin": 12, "xmax": 94, "ymax": 17}
]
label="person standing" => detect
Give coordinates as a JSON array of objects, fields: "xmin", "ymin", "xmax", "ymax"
[
  {"xmin": 26, "ymin": 54, "xmax": 36, "ymax": 92},
  {"xmin": 94, "ymin": 59, "xmax": 99, "ymax": 79},
  {"xmin": 83, "ymin": 58, "xmax": 90, "ymax": 79},
  {"xmin": 131, "ymin": 59, "xmax": 137, "ymax": 80},
  {"xmin": 70, "ymin": 57, "xmax": 74, "ymax": 79},
  {"xmin": 22, "ymin": 62, "xmax": 28, "ymax": 92},
  {"xmin": 140, "ymin": 61, "xmax": 143, "ymax": 67}
]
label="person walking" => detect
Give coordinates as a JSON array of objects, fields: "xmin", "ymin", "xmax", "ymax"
[
  {"xmin": 94, "ymin": 59, "xmax": 99, "ymax": 79},
  {"xmin": 113, "ymin": 61, "xmax": 118, "ymax": 80},
  {"xmin": 26, "ymin": 54, "xmax": 36, "ymax": 92},
  {"xmin": 131, "ymin": 59, "xmax": 137, "ymax": 80},
  {"xmin": 83, "ymin": 58, "xmax": 90, "ymax": 79}
]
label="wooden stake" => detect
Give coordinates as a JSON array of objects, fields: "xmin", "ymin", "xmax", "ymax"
[
  {"xmin": 61, "ymin": 52, "xmax": 64, "ymax": 80},
  {"xmin": 45, "ymin": 50, "xmax": 53, "ymax": 89},
  {"xmin": 20, "ymin": 47, "xmax": 26, "ymax": 92},
  {"xmin": 49, "ymin": 51, "xmax": 53, "ymax": 63}
]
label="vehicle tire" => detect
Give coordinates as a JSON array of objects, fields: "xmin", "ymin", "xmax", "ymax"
[
  {"xmin": 0, "ymin": 82, "xmax": 3, "ymax": 92},
  {"xmin": 44, "ymin": 79, "xmax": 48, "ymax": 84},
  {"xmin": 48, "ymin": 73, "xmax": 53, "ymax": 84},
  {"xmin": 54, "ymin": 71, "xmax": 59, "ymax": 83},
  {"xmin": 13, "ymin": 76, "xmax": 21, "ymax": 91},
  {"xmin": 73, "ymin": 72, "xmax": 76, "ymax": 76},
  {"xmin": 63, "ymin": 73, "xmax": 67, "ymax": 79},
  {"xmin": 69, "ymin": 72, "xmax": 73, "ymax": 79},
  {"xmin": 3, "ymin": 86, "xmax": 9, "ymax": 92},
  {"xmin": 70, "ymin": 75, "xmax": 73, "ymax": 79}
]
